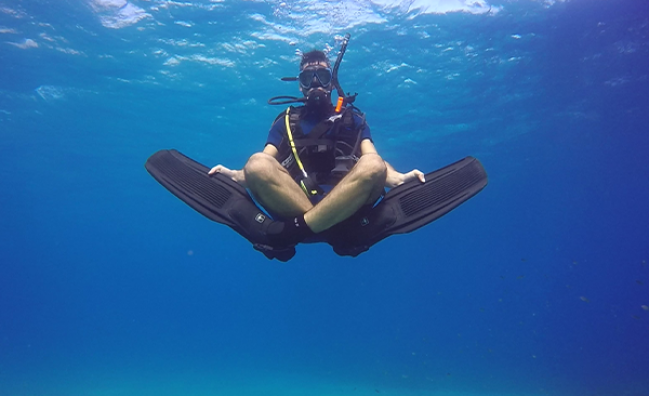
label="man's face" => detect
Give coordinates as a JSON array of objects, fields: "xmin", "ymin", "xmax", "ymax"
[{"xmin": 299, "ymin": 60, "xmax": 332, "ymax": 96}]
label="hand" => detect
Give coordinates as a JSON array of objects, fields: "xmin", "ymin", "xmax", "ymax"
[
  {"xmin": 385, "ymin": 168, "xmax": 425, "ymax": 188},
  {"xmin": 208, "ymin": 165, "xmax": 245, "ymax": 186},
  {"xmin": 403, "ymin": 169, "xmax": 426, "ymax": 184}
]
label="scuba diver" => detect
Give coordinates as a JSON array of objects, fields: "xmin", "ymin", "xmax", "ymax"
[
  {"xmin": 207, "ymin": 48, "xmax": 425, "ymax": 254},
  {"xmin": 145, "ymin": 34, "xmax": 488, "ymax": 262}
]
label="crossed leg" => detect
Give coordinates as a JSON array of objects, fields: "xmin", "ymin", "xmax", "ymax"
[{"xmin": 244, "ymin": 152, "xmax": 387, "ymax": 233}]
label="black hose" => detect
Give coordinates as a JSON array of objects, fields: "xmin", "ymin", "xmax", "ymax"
[{"xmin": 268, "ymin": 96, "xmax": 306, "ymax": 105}]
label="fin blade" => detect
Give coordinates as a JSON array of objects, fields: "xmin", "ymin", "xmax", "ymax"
[
  {"xmin": 145, "ymin": 149, "xmax": 241, "ymax": 227},
  {"xmin": 388, "ymin": 156, "xmax": 488, "ymax": 234}
]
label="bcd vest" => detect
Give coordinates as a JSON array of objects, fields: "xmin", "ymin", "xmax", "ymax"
[{"xmin": 274, "ymin": 105, "xmax": 367, "ymax": 185}]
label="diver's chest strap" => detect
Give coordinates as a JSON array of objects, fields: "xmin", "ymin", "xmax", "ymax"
[{"xmin": 292, "ymin": 138, "xmax": 335, "ymax": 148}]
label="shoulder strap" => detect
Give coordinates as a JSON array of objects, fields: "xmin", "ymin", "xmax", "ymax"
[
  {"xmin": 288, "ymin": 106, "xmax": 305, "ymax": 137},
  {"xmin": 327, "ymin": 106, "xmax": 365, "ymax": 137},
  {"xmin": 283, "ymin": 107, "xmax": 309, "ymax": 179}
]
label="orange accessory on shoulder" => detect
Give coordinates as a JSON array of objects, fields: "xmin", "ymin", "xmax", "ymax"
[{"xmin": 335, "ymin": 96, "xmax": 344, "ymax": 113}]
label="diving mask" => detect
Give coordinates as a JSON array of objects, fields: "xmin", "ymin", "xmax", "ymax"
[{"xmin": 299, "ymin": 67, "xmax": 333, "ymax": 89}]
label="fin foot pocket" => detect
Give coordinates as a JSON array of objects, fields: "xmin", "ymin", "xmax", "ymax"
[
  {"xmin": 331, "ymin": 244, "xmax": 369, "ymax": 257},
  {"xmin": 253, "ymin": 244, "xmax": 296, "ymax": 262}
]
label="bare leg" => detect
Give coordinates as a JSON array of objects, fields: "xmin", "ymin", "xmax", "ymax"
[
  {"xmin": 304, "ymin": 153, "xmax": 387, "ymax": 233},
  {"xmin": 244, "ymin": 153, "xmax": 313, "ymax": 218}
]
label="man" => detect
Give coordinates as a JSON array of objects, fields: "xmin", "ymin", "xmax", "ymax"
[
  {"xmin": 145, "ymin": 40, "xmax": 488, "ymax": 262},
  {"xmin": 207, "ymin": 50, "xmax": 425, "ymax": 249}
]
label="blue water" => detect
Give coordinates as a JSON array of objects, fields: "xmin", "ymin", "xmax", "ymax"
[{"xmin": 2, "ymin": 0, "xmax": 648, "ymax": 395}]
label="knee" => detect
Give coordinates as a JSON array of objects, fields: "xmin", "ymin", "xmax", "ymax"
[
  {"xmin": 244, "ymin": 153, "xmax": 278, "ymax": 183},
  {"xmin": 356, "ymin": 154, "xmax": 387, "ymax": 184}
]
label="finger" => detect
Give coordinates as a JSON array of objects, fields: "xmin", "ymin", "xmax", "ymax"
[
  {"xmin": 208, "ymin": 165, "xmax": 222, "ymax": 175},
  {"xmin": 416, "ymin": 170, "xmax": 426, "ymax": 183},
  {"xmin": 406, "ymin": 170, "xmax": 425, "ymax": 183}
]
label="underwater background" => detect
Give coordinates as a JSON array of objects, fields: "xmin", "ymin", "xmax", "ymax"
[{"xmin": 1, "ymin": 0, "xmax": 648, "ymax": 395}]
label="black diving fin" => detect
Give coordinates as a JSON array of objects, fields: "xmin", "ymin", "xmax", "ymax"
[
  {"xmin": 323, "ymin": 156, "xmax": 488, "ymax": 256},
  {"xmin": 144, "ymin": 149, "xmax": 296, "ymax": 261},
  {"xmin": 145, "ymin": 149, "xmax": 488, "ymax": 261}
]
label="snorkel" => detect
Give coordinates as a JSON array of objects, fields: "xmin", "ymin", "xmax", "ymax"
[
  {"xmin": 330, "ymin": 33, "xmax": 355, "ymax": 111},
  {"xmin": 268, "ymin": 33, "xmax": 356, "ymax": 109}
]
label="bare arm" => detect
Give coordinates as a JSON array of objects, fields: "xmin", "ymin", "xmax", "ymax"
[
  {"xmin": 360, "ymin": 140, "xmax": 425, "ymax": 188},
  {"xmin": 208, "ymin": 144, "xmax": 278, "ymax": 187}
]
